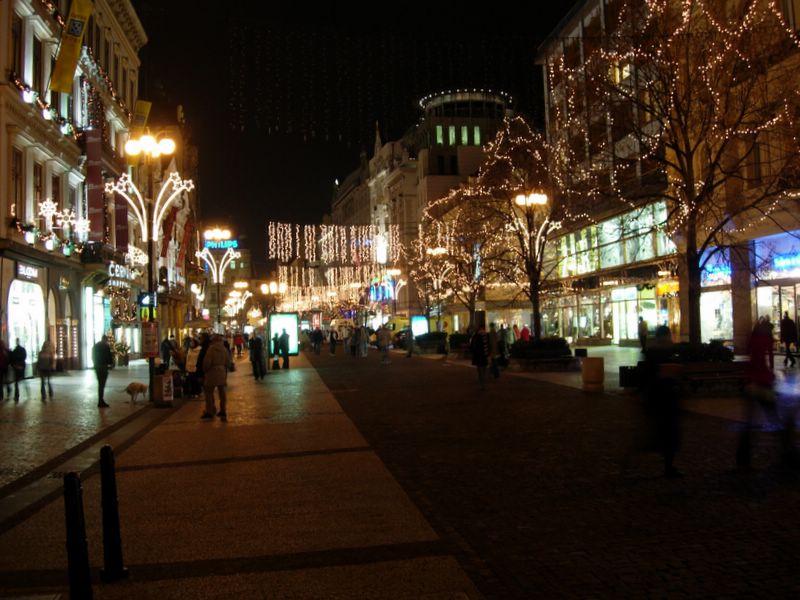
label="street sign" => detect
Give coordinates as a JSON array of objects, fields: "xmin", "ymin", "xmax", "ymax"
[{"xmin": 142, "ymin": 321, "xmax": 160, "ymax": 358}]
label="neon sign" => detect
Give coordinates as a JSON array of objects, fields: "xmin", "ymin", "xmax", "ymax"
[
  {"xmin": 773, "ymin": 253, "xmax": 800, "ymax": 271},
  {"xmin": 204, "ymin": 239, "xmax": 239, "ymax": 250}
]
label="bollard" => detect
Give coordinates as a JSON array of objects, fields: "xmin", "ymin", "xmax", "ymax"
[
  {"xmin": 99, "ymin": 445, "xmax": 129, "ymax": 582},
  {"xmin": 63, "ymin": 472, "xmax": 93, "ymax": 599}
]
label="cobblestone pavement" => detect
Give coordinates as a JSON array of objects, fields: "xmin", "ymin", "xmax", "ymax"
[
  {"xmin": 0, "ymin": 361, "xmax": 151, "ymax": 489},
  {"xmin": 307, "ymin": 349, "xmax": 800, "ymax": 598}
]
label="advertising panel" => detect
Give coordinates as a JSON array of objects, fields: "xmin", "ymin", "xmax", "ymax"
[{"xmin": 268, "ymin": 313, "xmax": 300, "ymax": 355}]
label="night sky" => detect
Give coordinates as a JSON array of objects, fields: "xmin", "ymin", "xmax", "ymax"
[{"xmin": 132, "ymin": 2, "xmax": 580, "ymax": 274}]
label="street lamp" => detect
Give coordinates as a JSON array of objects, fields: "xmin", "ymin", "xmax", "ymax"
[
  {"xmin": 259, "ymin": 280, "xmax": 286, "ymax": 313},
  {"xmin": 109, "ymin": 131, "xmax": 194, "ymax": 405},
  {"xmin": 196, "ymin": 233, "xmax": 241, "ymax": 330}
]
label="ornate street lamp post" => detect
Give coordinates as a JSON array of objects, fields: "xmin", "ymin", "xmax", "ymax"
[
  {"xmin": 109, "ymin": 133, "xmax": 194, "ymax": 404},
  {"xmin": 196, "ymin": 228, "xmax": 240, "ymax": 330}
]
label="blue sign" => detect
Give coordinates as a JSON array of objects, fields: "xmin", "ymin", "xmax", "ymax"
[
  {"xmin": 204, "ymin": 239, "xmax": 239, "ymax": 250},
  {"xmin": 773, "ymin": 253, "xmax": 800, "ymax": 271}
]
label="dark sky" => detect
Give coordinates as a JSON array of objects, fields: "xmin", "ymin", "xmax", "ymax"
[{"xmin": 132, "ymin": 2, "xmax": 580, "ymax": 274}]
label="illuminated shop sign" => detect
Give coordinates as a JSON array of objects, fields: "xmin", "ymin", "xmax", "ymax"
[
  {"xmin": 773, "ymin": 253, "xmax": 800, "ymax": 271},
  {"xmin": 16, "ymin": 263, "xmax": 39, "ymax": 280},
  {"xmin": 108, "ymin": 262, "xmax": 138, "ymax": 289},
  {"xmin": 204, "ymin": 239, "xmax": 239, "ymax": 250}
]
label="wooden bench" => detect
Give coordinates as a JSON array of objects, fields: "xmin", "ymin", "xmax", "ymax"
[{"xmin": 682, "ymin": 361, "xmax": 750, "ymax": 392}]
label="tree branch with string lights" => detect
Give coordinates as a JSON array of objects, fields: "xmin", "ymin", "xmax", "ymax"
[{"xmin": 546, "ymin": 0, "xmax": 800, "ymax": 343}]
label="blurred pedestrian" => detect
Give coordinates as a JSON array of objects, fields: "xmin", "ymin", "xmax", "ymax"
[
  {"xmin": 37, "ymin": 339, "xmax": 55, "ymax": 400},
  {"xmin": 737, "ymin": 317, "xmax": 797, "ymax": 466},
  {"xmin": 488, "ymin": 323, "xmax": 500, "ymax": 379},
  {"xmin": 351, "ymin": 327, "xmax": 359, "ymax": 357},
  {"xmin": 279, "ymin": 329, "xmax": 290, "ymax": 369},
  {"xmin": 201, "ymin": 334, "xmax": 231, "ymax": 420},
  {"xmin": 780, "ymin": 311, "xmax": 797, "ymax": 368},
  {"xmin": 519, "ymin": 324, "xmax": 531, "ymax": 342},
  {"xmin": 249, "ymin": 334, "xmax": 266, "ymax": 380},
  {"xmin": 638, "ymin": 317, "xmax": 649, "ymax": 351},
  {"xmin": 312, "ymin": 328, "xmax": 323, "ymax": 355},
  {"xmin": 641, "ymin": 325, "xmax": 683, "ymax": 477},
  {"xmin": 470, "ymin": 325, "xmax": 490, "ymax": 391},
  {"xmin": 377, "ymin": 325, "xmax": 391, "ymax": 364},
  {"xmin": 329, "ymin": 329, "xmax": 338, "ymax": 355},
  {"xmin": 234, "ymin": 331, "xmax": 244, "ymax": 357},
  {"xmin": 0, "ymin": 340, "xmax": 10, "ymax": 400},
  {"xmin": 512, "ymin": 323, "xmax": 520, "ymax": 340},
  {"xmin": 92, "ymin": 337, "xmax": 113, "ymax": 408},
  {"xmin": 10, "ymin": 339, "xmax": 26, "ymax": 401},
  {"xmin": 359, "ymin": 325, "xmax": 369, "ymax": 358}
]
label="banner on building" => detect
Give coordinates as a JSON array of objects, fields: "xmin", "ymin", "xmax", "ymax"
[
  {"xmin": 161, "ymin": 205, "xmax": 179, "ymax": 258},
  {"xmin": 50, "ymin": 0, "xmax": 93, "ymax": 93},
  {"xmin": 114, "ymin": 193, "xmax": 129, "ymax": 251},
  {"xmin": 131, "ymin": 100, "xmax": 152, "ymax": 136},
  {"xmin": 85, "ymin": 130, "xmax": 104, "ymax": 242},
  {"xmin": 177, "ymin": 221, "xmax": 194, "ymax": 266}
]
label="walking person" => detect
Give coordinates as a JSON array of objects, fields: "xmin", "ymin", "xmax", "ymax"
[
  {"xmin": 249, "ymin": 334, "xmax": 266, "ymax": 380},
  {"xmin": 470, "ymin": 325, "xmax": 490, "ymax": 391},
  {"xmin": 185, "ymin": 338, "xmax": 202, "ymax": 397},
  {"xmin": 201, "ymin": 334, "xmax": 232, "ymax": 420},
  {"xmin": 271, "ymin": 333, "xmax": 281, "ymax": 370},
  {"xmin": 329, "ymin": 329, "xmax": 338, "ymax": 355},
  {"xmin": 359, "ymin": 325, "xmax": 369, "ymax": 358},
  {"xmin": 92, "ymin": 337, "xmax": 113, "ymax": 408},
  {"xmin": 641, "ymin": 325, "xmax": 683, "ymax": 478},
  {"xmin": 350, "ymin": 327, "xmax": 359, "ymax": 357},
  {"xmin": 279, "ymin": 329, "xmax": 290, "ymax": 369},
  {"xmin": 10, "ymin": 339, "xmax": 27, "ymax": 401},
  {"xmin": 37, "ymin": 339, "xmax": 55, "ymax": 400},
  {"xmin": 377, "ymin": 325, "xmax": 392, "ymax": 364},
  {"xmin": 519, "ymin": 324, "xmax": 531, "ymax": 342},
  {"xmin": 488, "ymin": 323, "xmax": 500, "ymax": 379},
  {"xmin": 638, "ymin": 317, "xmax": 649, "ymax": 351},
  {"xmin": 0, "ymin": 340, "xmax": 9, "ymax": 401},
  {"xmin": 780, "ymin": 311, "xmax": 797, "ymax": 367}
]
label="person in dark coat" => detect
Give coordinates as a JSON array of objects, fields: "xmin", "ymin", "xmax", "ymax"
[
  {"xmin": 271, "ymin": 333, "xmax": 281, "ymax": 370},
  {"xmin": 641, "ymin": 325, "xmax": 683, "ymax": 478},
  {"xmin": 0, "ymin": 340, "xmax": 10, "ymax": 401},
  {"xmin": 279, "ymin": 329, "xmax": 290, "ymax": 369},
  {"xmin": 92, "ymin": 337, "xmax": 114, "ymax": 407},
  {"xmin": 470, "ymin": 326, "xmax": 490, "ymax": 391},
  {"xmin": 249, "ymin": 334, "xmax": 265, "ymax": 380},
  {"xmin": 10, "ymin": 339, "xmax": 27, "ymax": 401},
  {"xmin": 780, "ymin": 311, "xmax": 797, "ymax": 368}
]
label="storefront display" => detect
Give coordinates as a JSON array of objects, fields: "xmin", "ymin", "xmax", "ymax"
[{"xmin": 8, "ymin": 278, "xmax": 46, "ymax": 371}]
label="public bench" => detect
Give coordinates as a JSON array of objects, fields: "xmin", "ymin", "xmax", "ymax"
[
  {"xmin": 682, "ymin": 361, "xmax": 750, "ymax": 392},
  {"xmin": 509, "ymin": 355, "xmax": 578, "ymax": 372}
]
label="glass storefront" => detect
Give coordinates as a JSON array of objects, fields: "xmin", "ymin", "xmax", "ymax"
[
  {"xmin": 701, "ymin": 290, "xmax": 734, "ymax": 342},
  {"xmin": 8, "ymin": 280, "xmax": 46, "ymax": 372},
  {"xmin": 83, "ymin": 286, "xmax": 111, "ymax": 368}
]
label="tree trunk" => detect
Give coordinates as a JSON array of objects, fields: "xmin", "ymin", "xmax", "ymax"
[
  {"xmin": 685, "ymin": 227, "xmax": 703, "ymax": 344},
  {"xmin": 532, "ymin": 293, "xmax": 542, "ymax": 341}
]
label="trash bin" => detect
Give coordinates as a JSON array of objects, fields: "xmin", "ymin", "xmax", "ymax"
[
  {"xmin": 582, "ymin": 357, "xmax": 604, "ymax": 392},
  {"xmin": 152, "ymin": 374, "xmax": 174, "ymax": 407}
]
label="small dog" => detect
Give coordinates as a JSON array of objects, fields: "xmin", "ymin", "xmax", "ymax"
[{"xmin": 125, "ymin": 382, "xmax": 148, "ymax": 403}]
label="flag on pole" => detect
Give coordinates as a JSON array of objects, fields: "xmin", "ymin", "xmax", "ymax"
[
  {"xmin": 132, "ymin": 100, "xmax": 152, "ymax": 136},
  {"xmin": 50, "ymin": 0, "xmax": 93, "ymax": 94}
]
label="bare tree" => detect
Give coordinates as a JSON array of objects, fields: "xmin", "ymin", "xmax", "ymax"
[{"xmin": 546, "ymin": 0, "xmax": 800, "ymax": 343}]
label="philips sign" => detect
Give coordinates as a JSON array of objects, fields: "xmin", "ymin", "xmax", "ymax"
[{"xmin": 204, "ymin": 240, "xmax": 239, "ymax": 250}]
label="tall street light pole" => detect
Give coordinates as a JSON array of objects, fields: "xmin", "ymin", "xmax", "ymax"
[
  {"xmin": 109, "ymin": 134, "xmax": 193, "ymax": 405},
  {"xmin": 196, "ymin": 228, "xmax": 240, "ymax": 333}
]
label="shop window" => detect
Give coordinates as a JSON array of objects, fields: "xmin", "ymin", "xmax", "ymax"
[
  {"xmin": 8, "ymin": 280, "xmax": 46, "ymax": 371},
  {"xmin": 598, "ymin": 217, "xmax": 623, "ymax": 268},
  {"xmin": 461, "ymin": 126, "xmax": 469, "ymax": 146},
  {"xmin": 448, "ymin": 126, "xmax": 456, "ymax": 146},
  {"xmin": 701, "ymin": 290, "xmax": 733, "ymax": 342}
]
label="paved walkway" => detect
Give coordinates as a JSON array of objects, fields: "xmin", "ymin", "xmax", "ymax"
[{"xmin": 0, "ymin": 353, "xmax": 480, "ymax": 599}]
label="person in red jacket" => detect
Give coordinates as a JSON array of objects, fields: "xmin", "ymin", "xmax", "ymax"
[{"xmin": 519, "ymin": 324, "xmax": 531, "ymax": 342}]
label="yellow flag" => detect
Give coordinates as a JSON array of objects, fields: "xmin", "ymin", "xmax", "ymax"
[
  {"xmin": 50, "ymin": 0, "xmax": 93, "ymax": 94},
  {"xmin": 132, "ymin": 100, "xmax": 152, "ymax": 136}
]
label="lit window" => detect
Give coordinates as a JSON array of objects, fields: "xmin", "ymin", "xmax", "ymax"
[
  {"xmin": 448, "ymin": 126, "xmax": 456, "ymax": 146},
  {"xmin": 474, "ymin": 126, "xmax": 481, "ymax": 145},
  {"xmin": 436, "ymin": 125, "xmax": 444, "ymax": 145},
  {"xmin": 461, "ymin": 126, "xmax": 469, "ymax": 146}
]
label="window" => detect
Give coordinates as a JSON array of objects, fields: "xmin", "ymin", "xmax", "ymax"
[
  {"xmin": 782, "ymin": 0, "xmax": 800, "ymax": 30},
  {"xmin": 436, "ymin": 125, "xmax": 444, "ymax": 145},
  {"xmin": 11, "ymin": 15, "xmax": 22, "ymax": 75},
  {"xmin": 86, "ymin": 16, "xmax": 94, "ymax": 49},
  {"xmin": 747, "ymin": 140, "xmax": 763, "ymax": 188},
  {"xmin": 448, "ymin": 126, "xmax": 456, "ymax": 146},
  {"xmin": 33, "ymin": 37, "xmax": 43, "ymax": 93},
  {"xmin": 461, "ymin": 126, "xmax": 469, "ymax": 146},
  {"xmin": 598, "ymin": 218, "xmax": 624, "ymax": 268},
  {"xmin": 11, "ymin": 149, "xmax": 23, "ymax": 218},
  {"xmin": 50, "ymin": 58, "xmax": 60, "ymax": 116},
  {"xmin": 473, "ymin": 126, "xmax": 481, "ymax": 146},
  {"xmin": 104, "ymin": 33, "xmax": 110, "ymax": 72},
  {"xmin": 33, "ymin": 162, "xmax": 44, "ymax": 203},
  {"xmin": 114, "ymin": 54, "xmax": 120, "ymax": 91},
  {"xmin": 122, "ymin": 69, "xmax": 128, "ymax": 105},
  {"xmin": 51, "ymin": 174, "xmax": 62, "ymax": 206},
  {"xmin": 68, "ymin": 186, "xmax": 77, "ymax": 212}
]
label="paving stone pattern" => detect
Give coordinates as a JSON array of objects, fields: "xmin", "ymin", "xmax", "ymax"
[{"xmin": 308, "ymin": 350, "xmax": 800, "ymax": 598}]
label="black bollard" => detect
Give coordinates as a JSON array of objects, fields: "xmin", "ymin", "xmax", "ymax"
[
  {"xmin": 63, "ymin": 472, "xmax": 93, "ymax": 599},
  {"xmin": 99, "ymin": 445, "xmax": 128, "ymax": 582}
]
